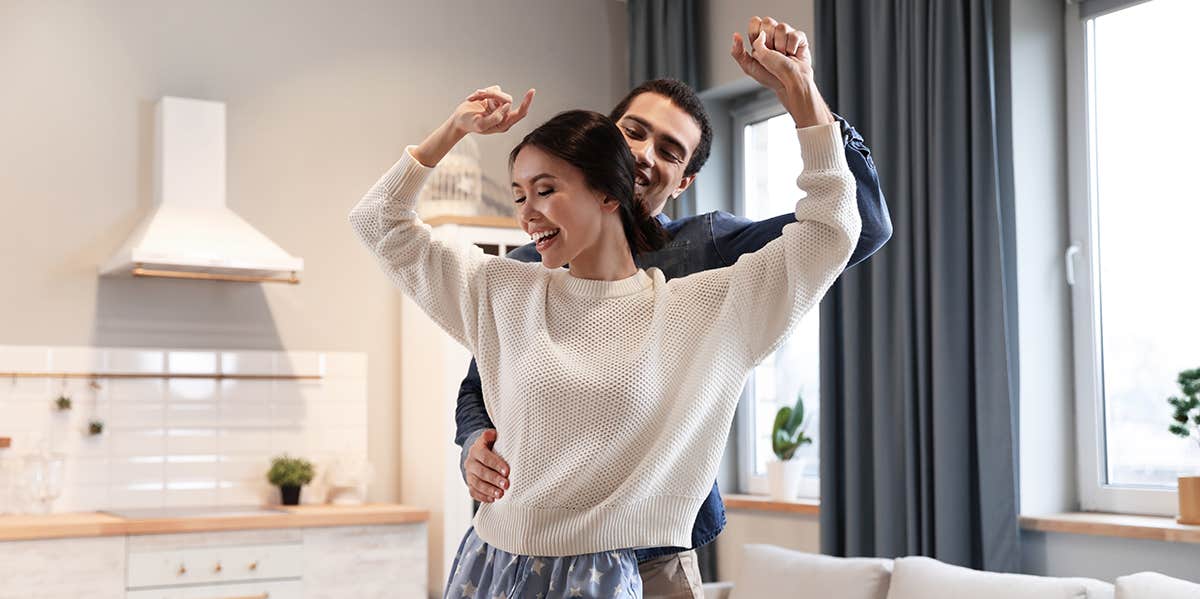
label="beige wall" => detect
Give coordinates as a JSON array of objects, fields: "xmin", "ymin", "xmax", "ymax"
[
  {"xmin": 0, "ymin": 0, "xmax": 627, "ymax": 504},
  {"xmin": 701, "ymin": 0, "xmax": 815, "ymax": 90}
]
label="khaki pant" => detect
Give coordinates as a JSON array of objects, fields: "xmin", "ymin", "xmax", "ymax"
[{"xmin": 639, "ymin": 550, "xmax": 704, "ymax": 599}]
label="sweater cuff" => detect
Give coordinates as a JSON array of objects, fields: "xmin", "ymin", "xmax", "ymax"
[
  {"xmin": 376, "ymin": 146, "xmax": 436, "ymax": 211},
  {"xmin": 795, "ymin": 123, "xmax": 847, "ymax": 173}
]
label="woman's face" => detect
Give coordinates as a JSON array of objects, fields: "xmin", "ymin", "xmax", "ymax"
[{"xmin": 511, "ymin": 145, "xmax": 615, "ymax": 270}]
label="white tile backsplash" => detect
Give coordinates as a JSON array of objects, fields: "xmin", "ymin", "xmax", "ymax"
[
  {"xmin": 219, "ymin": 351, "xmax": 275, "ymax": 375},
  {"xmin": 106, "ymin": 349, "xmax": 165, "ymax": 373},
  {"xmin": 0, "ymin": 345, "xmax": 367, "ymax": 513},
  {"xmin": 106, "ymin": 379, "xmax": 165, "ymax": 402},
  {"xmin": 166, "ymin": 351, "xmax": 218, "ymax": 375}
]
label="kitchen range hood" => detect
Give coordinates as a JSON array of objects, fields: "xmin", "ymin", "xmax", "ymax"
[{"xmin": 101, "ymin": 97, "xmax": 303, "ymax": 284}]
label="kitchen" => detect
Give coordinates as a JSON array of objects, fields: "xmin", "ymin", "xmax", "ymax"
[{"xmin": 1, "ymin": 1, "xmax": 628, "ymax": 597}]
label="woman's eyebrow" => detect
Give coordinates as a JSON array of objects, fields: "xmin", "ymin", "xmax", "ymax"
[{"xmin": 511, "ymin": 174, "xmax": 557, "ymax": 187}]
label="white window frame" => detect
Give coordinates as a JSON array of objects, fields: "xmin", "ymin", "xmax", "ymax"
[
  {"xmin": 1065, "ymin": 0, "xmax": 1177, "ymax": 516},
  {"xmin": 730, "ymin": 92, "xmax": 820, "ymax": 497}
]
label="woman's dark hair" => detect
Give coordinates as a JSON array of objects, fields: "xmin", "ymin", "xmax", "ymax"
[{"xmin": 509, "ymin": 110, "xmax": 667, "ymax": 256}]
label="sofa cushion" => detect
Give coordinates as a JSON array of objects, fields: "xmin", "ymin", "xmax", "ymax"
[
  {"xmin": 886, "ymin": 556, "xmax": 1113, "ymax": 599},
  {"xmin": 729, "ymin": 544, "xmax": 892, "ymax": 599},
  {"xmin": 1116, "ymin": 572, "xmax": 1200, "ymax": 599}
]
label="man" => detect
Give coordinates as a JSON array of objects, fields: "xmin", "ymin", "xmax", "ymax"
[{"xmin": 454, "ymin": 17, "xmax": 892, "ymax": 598}]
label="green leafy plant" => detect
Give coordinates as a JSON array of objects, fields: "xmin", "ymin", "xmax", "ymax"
[
  {"xmin": 54, "ymin": 394, "xmax": 72, "ymax": 411},
  {"xmin": 772, "ymin": 393, "xmax": 814, "ymax": 461},
  {"xmin": 88, "ymin": 420, "xmax": 104, "ymax": 436},
  {"xmin": 1168, "ymin": 368, "xmax": 1200, "ymax": 451},
  {"xmin": 267, "ymin": 454, "xmax": 315, "ymax": 488}
]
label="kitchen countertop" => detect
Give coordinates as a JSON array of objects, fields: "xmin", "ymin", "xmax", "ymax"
[{"xmin": 0, "ymin": 504, "xmax": 429, "ymax": 542}]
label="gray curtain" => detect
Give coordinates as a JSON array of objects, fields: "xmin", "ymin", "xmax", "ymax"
[
  {"xmin": 628, "ymin": 0, "xmax": 716, "ymax": 580},
  {"xmin": 627, "ymin": 0, "xmax": 699, "ymax": 88},
  {"xmin": 815, "ymin": 0, "xmax": 1022, "ymax": 572}
]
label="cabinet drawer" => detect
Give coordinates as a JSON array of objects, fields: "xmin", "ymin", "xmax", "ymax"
[
  {"xmin": 127, "ymin": 543, "xmax": 302, "ymax": 588},
  {"xmin": 126, "ymin": 579, "xmax": 301, "ymax": 599}
]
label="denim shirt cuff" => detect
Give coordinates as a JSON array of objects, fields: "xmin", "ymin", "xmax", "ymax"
[{"xmin": 459, "ymin": 428, "xmax": 491, "ymax": 483}]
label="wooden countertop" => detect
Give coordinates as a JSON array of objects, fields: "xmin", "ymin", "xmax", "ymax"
[
  {"xmin": 0, "ymin": 504, "xmax": 429, "ymax": 542},
  {"xmin": 723, "ymin": 493, "xmax": 821, "ymax": 515}
]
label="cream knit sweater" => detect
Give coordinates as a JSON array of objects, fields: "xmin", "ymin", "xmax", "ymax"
[{"xmin": 350, "ymin": 123, "xmax": 860, "ymax": 556}]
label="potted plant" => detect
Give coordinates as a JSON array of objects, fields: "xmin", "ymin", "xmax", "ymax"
[
  {"xmin": 1168, "ymin": 367, "xmax": 1200, "ymax": 524},
  {"xmin": 267, "ymin": 454, "xmax": 314, "ymax": 506},
  {"xmin": 54, "ymin": 394, "xmax": 72, "ymax": 412},
  {"xmin": 767, "ymin": 393, "xmax": 813, "ymax": 501}
]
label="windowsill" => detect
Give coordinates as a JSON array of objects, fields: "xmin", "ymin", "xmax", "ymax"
[
  {"xmin": 723, "ymin": 494, "xmax": 820, "ymax": 516},
  {"xmin": 1020, "ymin": 512, "xmax": 1200, "ymax": 544}
]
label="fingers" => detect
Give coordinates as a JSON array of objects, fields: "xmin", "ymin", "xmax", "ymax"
[
  {"xmin": 466, "ymin": 434, "xmax": 510, "ymax": 501},
  {"xmin": 471, "ymin": 432, "xmax": 510, "ymax": 477},
  {"xmin": 730, "ymin": 32, "xmax": 758, "ymax": 74},
  {"xmin": 512, "ymin": 88, "xmax": 535, "ymax": 120},
  {"xmin": 477, "ymin": 102, "xmax": 510, "ymax": 129},
  {"xmin": 748, "ymin": 16, "xmax": 808, "ymax": 57},
  {"xmin": 466, "ymin": 469, "xmax": 505, "ymax": 501},
  {"xmin": 748, "ymin": 16, "xmax": 761, "ymax": 45},
  {"xmin": 750, "ymin": 31, "xmax": 791, "ymax": 80},
  {"xmin": 773, "ymin": 22, "xmax": 789, "ymax": 53},
  {"xmin": 468, "ymin": 85, "xmax": 512, "ymax": 105},
  {"xmin": 496, "ymin": 88, "xmax": 535, "ymax": 132},
  {"xmin": 785, "ymin": 29, "xmax": 803, "ymax": 57}
]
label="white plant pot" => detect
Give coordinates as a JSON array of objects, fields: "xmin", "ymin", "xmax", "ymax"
[{"xmin": 767, "ymin": 458, "xmax": 806, "ymax": 501}]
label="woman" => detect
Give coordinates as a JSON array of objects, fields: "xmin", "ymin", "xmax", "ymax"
[{"xmin": 350, "ymin": 86, "xmax": 860, "ymax": 598}]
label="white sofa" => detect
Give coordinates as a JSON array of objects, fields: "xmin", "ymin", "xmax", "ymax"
[{"xmin": 703, "ymin": 544, "xmax": 1200, "ymax": 599}]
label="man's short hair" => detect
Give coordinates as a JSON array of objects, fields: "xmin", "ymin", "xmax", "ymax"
[{"xmin": 609, "ymin": 78, "xmax": 713, "ymax": 178}]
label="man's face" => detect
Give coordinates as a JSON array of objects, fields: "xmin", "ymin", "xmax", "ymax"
[{"xmin": 614, "ymin": 93, "xmax": 702, "ymax": 216}]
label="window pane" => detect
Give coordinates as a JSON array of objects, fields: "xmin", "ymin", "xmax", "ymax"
[
  {"xmin": 1090, "ymin": 0, "xmax": 1200, "ymax": 487},
  {"xmin": 743, "ymin": 113, "xmax": 821, "ymax": 482}
]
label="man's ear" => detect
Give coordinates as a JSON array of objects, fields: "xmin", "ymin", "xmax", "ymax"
[{"xmin": 671, "ymin": 174, "xmax": 698, "ymax": 199}]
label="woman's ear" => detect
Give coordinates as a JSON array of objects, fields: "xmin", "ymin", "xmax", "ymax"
[{"xmin": 598, "ymin": 195, "xmax": 621, "ymax": 214}]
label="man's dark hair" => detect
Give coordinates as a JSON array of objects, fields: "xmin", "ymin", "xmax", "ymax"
[
  {"xmin": 609, "ymin": 78, "xmax": 713, "ymax": 178},
  {"xmin": 509, "ymin": 110, "xmax": 668, "ymax": 256}
]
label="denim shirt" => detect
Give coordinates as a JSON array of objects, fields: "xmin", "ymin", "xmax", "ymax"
[{"xmin": 455, "ymin": 116, "xmax": 892, "ymax": 562}]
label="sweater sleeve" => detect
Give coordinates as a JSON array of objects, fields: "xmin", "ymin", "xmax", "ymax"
[
  {"xmin": 721, "ymin": 123, "xmax": 862, "ymax": 366},
  {"xmin": 348, "ymin": 146, "xmax": 492, "ymax": 353}
]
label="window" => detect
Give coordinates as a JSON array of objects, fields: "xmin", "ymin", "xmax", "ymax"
[
  {"xmin": 732, "ymin": 98, "xmax": 821, "ymax": 497},
  {"xmin": 1068, "ymin": 0, "xmax": 1200, "ymax": 515}
]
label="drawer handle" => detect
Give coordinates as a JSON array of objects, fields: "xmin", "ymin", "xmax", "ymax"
[
  {"xmin": 214, "ymin": 561, "xmax": 223, "ymax": 573},
  {"xmin": 177, "ymin": 564, "xmax": 187, "ymax": 576},
  {"xmin": 248, "ymin": 560, "xmax": 259, "ymax": 570},
  {"xmin": 197, "ymin": 594, "xmax": 268, "ymax": 599}
]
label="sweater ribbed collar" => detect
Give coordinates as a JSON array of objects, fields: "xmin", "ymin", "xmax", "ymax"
[{"xmin": 552, "ymin": 269, "xmax": 653, "ymax": 299}]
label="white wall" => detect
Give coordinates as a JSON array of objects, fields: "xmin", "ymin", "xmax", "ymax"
[
  {"xmin": 0, "ymin": 0, "xmax": 627, "ymax": 506},
  {"xmin": 1008, "ymin": 0, "xmax": 1078, "ymax": 518}
]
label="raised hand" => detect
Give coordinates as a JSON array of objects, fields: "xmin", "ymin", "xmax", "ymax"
[
  {"xmin": 450, "ymin": 85, "xmax": 536, "ymax": 136},
  {"xmin": 413, "ymin": 85, "xmax": 536, "ymax": 167},
  {"xmin": 730, "ymin": 17, "xmax": 833, "ymax": 128}
]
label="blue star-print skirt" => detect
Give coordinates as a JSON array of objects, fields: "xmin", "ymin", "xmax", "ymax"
[{"xmin": 443, "ymin": 527, "xmax": 643, "ymax": 598}]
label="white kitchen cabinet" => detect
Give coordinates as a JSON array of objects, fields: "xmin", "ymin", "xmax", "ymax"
[
  {"xmin": 303, "ymin": 523, "xmax": 428, "ymax": 599},
  {"xmin": 0, "ymin": 536, "xmax": 126, "ymax": 599},
  {"xmin": 399, "ymin": 219, "xmax": 527, "ymax": 598},
  {"xmin": 125, "ymin": 529, "xmax": 302, "ymax": 598},
  {"xmin": 0, "ymin": 521, "xmax": 428, "ymax": 598},
  {"xmin": 126, "ymin": 543, "xmax": 303, "ymax": 588},
  {"xmin": 125, "ymin": 580, "xmax": 302, "ymax": 599}
]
